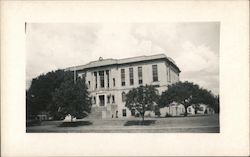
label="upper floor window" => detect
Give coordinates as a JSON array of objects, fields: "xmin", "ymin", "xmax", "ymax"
[
  {"xmin": 113, "ymin": 78, "xmax": 116, "ymax": 87},
  {"xmin": 106, "ymin": 70, "xmax": 110, "ymax": 88},
  {"xmin": 129, "ymin": 68, "xmax": 134, "ymax": 85},
  {"xmin": 94, "ymin": 72, "xmax": 97, "ymax": 88},
  {"xmin": 121, "ymin": 69, "xmax": 125, "ymax": 86},
  {"xmin": 138, "ymin": 66, "xmax": 143, "ymax": 84},
  {"xmin": 99, "ymin": 71, "xmax": 105, "ymax": 88},
  {"xmin": 152, "ymin": 65, "xmax": 158, "ymax": 82}
]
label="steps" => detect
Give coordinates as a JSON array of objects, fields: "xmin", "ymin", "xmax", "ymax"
[
  {"xmin": 87, "ymin": 106, "xmax": 107, "ymax": 119},
  {"xmin": 86, "ymin": 104, "xmax": 119, "ymax": 119}
]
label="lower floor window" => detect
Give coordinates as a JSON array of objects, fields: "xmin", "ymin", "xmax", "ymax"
[
  {"xmin": 112, "ymin": 95, "xmax": 115, "ymax": 103},
  {"xmin": 131, "ymin": 109, "xmax": 135, "ymax": 116},
  {"xmin": 107, "ymin": 95, "xmax": 110, "ymax": 104},
  {"xmin": 122, "ymin": 109, "xmax": 127, "ymax": 117}
]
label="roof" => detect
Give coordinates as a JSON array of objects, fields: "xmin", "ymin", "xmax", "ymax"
[{"xmin": 65, "ymin": 53, "xmax": 181, "ymax": 72}]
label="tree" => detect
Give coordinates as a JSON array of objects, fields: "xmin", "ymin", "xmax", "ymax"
[
  {"xmin": 125, "ymin": 85, "xmax": 159, "ymax": 123},
  {"xmin": 52, "ymin": 73, "xmax": 91, "ymax": 122},
  {"xmin": 26, "ymin": 70, "xmax": 70, "ymax": 119},
  {"xmin": 159, "ymin": 81, "xmax": 218, "ymax": 116},
  {"xmin": 214, "ymin": 95, "xmax": 220, "ymax": 113}
]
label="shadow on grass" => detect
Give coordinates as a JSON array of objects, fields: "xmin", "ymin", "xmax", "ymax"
[
  {"xmin": 124, "ymin": 120, "xmax": 156, "ymax": 126},
  {"xmin": 158, "ymin": 114, "xmax": 212, "ymax": 119},
  {"xmin": 58, "ymin": 121, "xmax": 93, "ymax": 127}
]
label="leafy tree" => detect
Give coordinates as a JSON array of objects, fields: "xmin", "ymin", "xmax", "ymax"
[
  {"xmin": 125, "ymin": 85, "xmax": 159, "ymax": 122},
  {"xmin": 159, "ymin": 81, "xmax": 218, "ymax": 116},
  {"xmin": 214, "ymin": 95, "xmax": 220, "ymax": 113},
  {"xmin": 26, "ymin": 70, "xmax": 70, "ymax": 119},
  {"xmin": 52, "ymin": 73, "xmax": 91, "ymax": 122},
  {"xmin": 158, "ymin": 90, "xmax": 172, "ymax": 109}
]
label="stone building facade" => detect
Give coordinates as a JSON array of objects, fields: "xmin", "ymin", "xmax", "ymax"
[{"xmin": 66, "ymin": 54, "xmax": 181, "ymax": 119}]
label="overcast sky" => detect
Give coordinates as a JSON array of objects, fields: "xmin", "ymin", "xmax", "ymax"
[{"xmin": 26, "ymin": 22, "xmax": 220, "ymax": 94}]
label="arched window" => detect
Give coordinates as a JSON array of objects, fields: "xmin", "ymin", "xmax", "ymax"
[{"xmin": 122, "ymin": 92, "xmax": 126, "ymax": 102}]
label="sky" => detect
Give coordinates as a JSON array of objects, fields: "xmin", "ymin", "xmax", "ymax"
[{"xmin": 26, "ymin": 22, "xmax": 220, "ymax": 94}]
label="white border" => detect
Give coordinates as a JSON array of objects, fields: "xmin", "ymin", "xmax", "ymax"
[{"xmin": 1, "ymin": 1, "xmax": 249, "ymax": 156}]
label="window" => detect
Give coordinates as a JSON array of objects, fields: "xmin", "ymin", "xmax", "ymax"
[
  {"xmin": 99, "ymin": 71, "xmax": 105, "ymax": 88},
  {"xmin": 152, "ymin": 65, "xmax": 158, "ymax": 82},
  {"xmin": 88, "ymin": 81, "xmax": 90, "ymax": 88},
  {"xmin": 106, "ymin": 70, "xmax": 109, "ymax": 88},
  {"xmin": 116, "ymin": 111, "xmax": 118, "ymax": 118},
  {"xmin": 131, "ymin": 109, "xmax": 135, "ymax": 116},
  {"xmin": 121, "ymin": 69, "xmax": 125, "ymax": 86},
  {"xmin": 122, "ymin": 109, "xmax": 127, "ymax": 117},
  {"xmin": 138, "ymin": 67, "xmax": 143, "ymax": 84},
  {"xmin": 113, "ymin": 78, "xmax": 115, "ymax": 87},
  {"xmin": 112, "ymin": 95, "xmax": 115, "ymax": 103},
  {"xmin": 122, "ymin": 92, "xmax": 126, "ymax": 102},
  {"xmin": 94, "ymin": 72, "xmax": 97, "ymax": 88},
  {"xmin": 107, "ymin": 95, "xmax": 110, "ymax": 104},
  {"xmin": 129, "ymin": 68, "xmax": 134, "ymax": 85},
  {"xmin": 99, "ymin": 95, "xmax": 105, "ymax": 106}
]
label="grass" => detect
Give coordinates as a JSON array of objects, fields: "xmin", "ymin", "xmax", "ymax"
[
  {"xmin": 26, "ymin": 114, "xmax": 219, "ymax": 133},
  {"xmin": 26, "ymin": 119, "xmax": 42, "ymax": 127}
]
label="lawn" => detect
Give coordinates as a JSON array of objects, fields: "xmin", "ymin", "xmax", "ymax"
[{"xmin": 26, "ymin": 114, "xmax": 219, "ymax": 133}]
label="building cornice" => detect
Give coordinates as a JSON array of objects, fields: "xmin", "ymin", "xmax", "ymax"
[{"xmin": 65, "ymin": 53, "xmax": 181, "ymax": 73}]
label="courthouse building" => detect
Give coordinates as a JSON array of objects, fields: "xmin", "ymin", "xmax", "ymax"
[{"xmin": 66, "ymin": 54, "xmax": 181, "ymax": 119}]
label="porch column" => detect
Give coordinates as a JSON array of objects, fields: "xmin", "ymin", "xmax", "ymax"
[
  {"xmin": 104, "ymin": 71, "xmax": 107, "ymax": 89},
  {"xmin": 97, "ymin": 72, "xmax": 100, "ymax": 90},
  {"xmin": 96, "ymin": 95, "xmax": 99, "ymax": 107},
  {"xmin": 104, "ymin": 94, "xmax": 106, "ymax": 106}
]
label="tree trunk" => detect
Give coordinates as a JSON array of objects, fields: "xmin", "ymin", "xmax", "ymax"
[
  {"xmin": 142, "ymin": 114, "xmax": 145, "ymax": 125},
  {"xmin": 184, "ymin": 106, "xmax": 188, "ymax": 117},
  {"xmin": 141, "ymin": 108, "xmax": 145, "ymax": 125}
]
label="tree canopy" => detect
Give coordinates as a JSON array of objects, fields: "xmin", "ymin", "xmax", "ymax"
[
  {"xmin": 52, "ymin": 74, "xmax": 91, "ymax": 121},
  {"xmin": 125, "ymin": 85, "xmax": 159, "ymax": 122},
  {"xmin": 26, "ymin": 69, "xmax": 91, "ymax": 121},
  {"xmin": 26, "ymin": 70, "xmax": 70, "ymax": 119},
  {"xmin": 159, "ymin": 81, "xmax": 218, "ymax": 116}
]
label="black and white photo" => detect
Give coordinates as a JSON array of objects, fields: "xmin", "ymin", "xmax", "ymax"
[{"xmin": 26, "ymin": 23, "xmax": 220, "ymax": 133}]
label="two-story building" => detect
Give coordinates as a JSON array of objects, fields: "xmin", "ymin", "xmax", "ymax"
[{"xmin": 65, "ymin": 53, "xmax": 181, "ymax": 119}]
